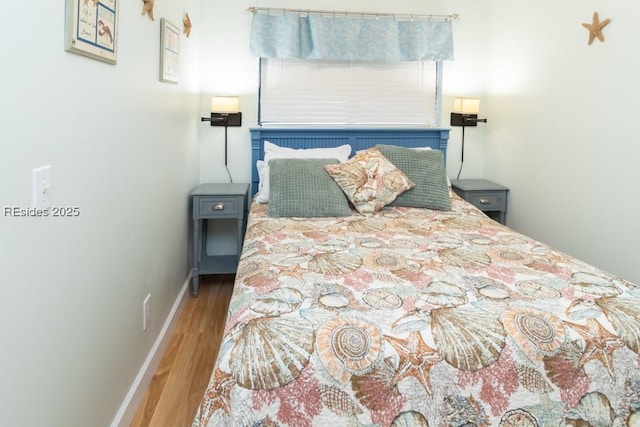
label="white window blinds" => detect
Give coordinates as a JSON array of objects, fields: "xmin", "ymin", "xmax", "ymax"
[{"xmin": 259, "ymin": 58, "xmax": 441, "ymax": 127}]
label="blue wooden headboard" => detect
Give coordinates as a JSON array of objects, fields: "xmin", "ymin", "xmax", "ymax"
[{"xmin": 249, "ymin": 127, "xmax": 450, "ymax": 196}]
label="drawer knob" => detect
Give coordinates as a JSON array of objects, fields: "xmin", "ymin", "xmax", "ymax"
[
  {"xmin": 479, "ymin": 198, "xmax": 491, "ymax": 205},
  {"xmin": 213, "ymin": 203, "xmax": 225, "ymax": 210}
]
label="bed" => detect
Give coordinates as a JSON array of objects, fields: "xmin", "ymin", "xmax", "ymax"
[{"xmin": 193, "ymin": 128, "xmax": 640, "ymax": 427}]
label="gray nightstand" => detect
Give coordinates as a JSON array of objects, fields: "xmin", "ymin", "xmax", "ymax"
[
  {"xmin": 191, "ymin": 183, "xmax": 249, "ymax": 297},
  {"xmin": 451, "ymin": 179, "xmax": 509, "ymax": 225}
]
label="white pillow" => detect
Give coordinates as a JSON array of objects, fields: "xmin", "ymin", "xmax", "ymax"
[
  {"xmin": 264, "ymin": 140, "xmax": 352, "ymax": 162},
  {"xmin": 255, "ymin": 160, "xmax": 268, "ymax": 203},
  {"xmin": 255, "ymin": 141, "xmax": 352, "ymax": 203}
]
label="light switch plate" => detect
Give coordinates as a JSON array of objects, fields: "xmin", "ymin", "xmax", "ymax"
[{"xmin": 32, "ymin": 165, "xmax": 51, "ymax": 209}]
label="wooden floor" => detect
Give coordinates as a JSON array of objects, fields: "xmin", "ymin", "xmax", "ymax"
[{"xmin": 131, "ymin": 275, "xmax": 234, "ymax": 427}]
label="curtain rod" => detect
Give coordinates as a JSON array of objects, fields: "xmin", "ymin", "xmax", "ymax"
[{"xmin": 247, "ymin": 7, "xmax": 459, "ymax": 21}]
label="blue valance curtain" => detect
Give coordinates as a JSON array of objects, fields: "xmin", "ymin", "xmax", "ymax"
[{"xmin": 250, "ymin": 12, "xmax": 454, "ymax": 61}]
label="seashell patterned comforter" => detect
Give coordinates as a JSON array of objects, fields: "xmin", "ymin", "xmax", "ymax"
[{"xmin": 193, "ymin": 194, "xmax": 640, "ymax": 427}]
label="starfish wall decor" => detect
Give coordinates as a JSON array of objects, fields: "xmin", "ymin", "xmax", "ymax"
[
  {"xmin": 582, "ymin": 11, "xmax": 610, "ymax": 45},
  {"xmin": 141, "ymin": 0, "xmax": 155, "ymax": 21},
  {"xmin": 183, "ymin": 13, "xmax": 192, "ymax": 37}
]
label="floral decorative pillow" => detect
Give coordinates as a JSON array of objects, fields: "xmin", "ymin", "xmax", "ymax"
[{"xmin": 324, "ymin": 148, "xmax": 415, "ymax": 214}]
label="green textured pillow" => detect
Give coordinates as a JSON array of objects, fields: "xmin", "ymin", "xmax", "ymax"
[
  {"xmin": 376, "ymin": 144, "xmax": 451, "ymax": 211},
  {"xmin": 268, "ymin": 158, "xmax": 352, "ymax": 217}
]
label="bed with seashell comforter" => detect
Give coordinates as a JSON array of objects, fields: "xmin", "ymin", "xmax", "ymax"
[
  {"xmin": 193, "ymin": 197, "xmax": 640, "ymax": 427},
  {"xmin": 195, "ymin": 199, "xmax": 640, "ymax": 426}
]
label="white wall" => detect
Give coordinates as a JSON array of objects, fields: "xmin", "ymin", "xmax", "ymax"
[
  {"xmin": 442, "ymin": 2, "xmax": 489, "ymax": 180},
  {"xmin": 481, "ymin": 1, "xmax": 640, "ymax": 284},
  {"xmin": 0, "ymin": 1, "xmax": 200, "ymax": 425}
]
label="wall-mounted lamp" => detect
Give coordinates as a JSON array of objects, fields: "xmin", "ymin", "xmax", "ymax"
[
  {"xmin": 201, "ymin": 96, "xmax": 242, "ymax": 182},
  {"xmin": 202, "ymin": 96, "xmax": 243, "ymax": 127},
  {"xmin": 450, "ymin": 97, "xmax": 487, "ymax": 179}
]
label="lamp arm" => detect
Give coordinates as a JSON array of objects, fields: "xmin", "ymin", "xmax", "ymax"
[{"xmin": 201, "ymin": 116, "xmax": 225, "ymax": 122}]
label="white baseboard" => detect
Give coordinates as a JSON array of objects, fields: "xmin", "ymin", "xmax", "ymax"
[{"xmin": 110, "ymin": 271, "xmax": 192, "ymax": 427}]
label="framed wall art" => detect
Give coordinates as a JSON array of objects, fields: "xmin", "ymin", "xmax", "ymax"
[
  {"xmin": 65, "ymin": 0, "xmax": 119, "ymax": 64},
  {"xmin": 160, "ymin": 18, "xmax": 180, "ymax": 84}
]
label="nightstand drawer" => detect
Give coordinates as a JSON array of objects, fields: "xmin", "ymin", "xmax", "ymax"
[
  {"xmin": 468, "ymin": 192, "xmax": 506, "ymax": 212},
  {"xmin": 199, "ymin": 197, "xmax": 239, "ymax": 218}
]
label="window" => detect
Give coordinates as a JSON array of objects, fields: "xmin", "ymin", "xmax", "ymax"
[{"xmin": 258, "ymin": 58, "xmax": 442, "ymax": 127}]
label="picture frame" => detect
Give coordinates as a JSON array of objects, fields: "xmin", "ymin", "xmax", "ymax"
[
  {"xmin": 160, "ymin": 18, "xmax": 180, "ymax": 84},
  {"xmin": 65, "ymin": 0, "xmax": 119, "ymax": 65}
]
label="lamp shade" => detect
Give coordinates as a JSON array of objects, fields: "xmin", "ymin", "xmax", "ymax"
[
  {"xmin": 211, "ymin": 96, "xmax": 240, "ymax": 113},
  {"xmin": 453, "ymin": 97, "xmax": 480, "ymax": 114}
]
